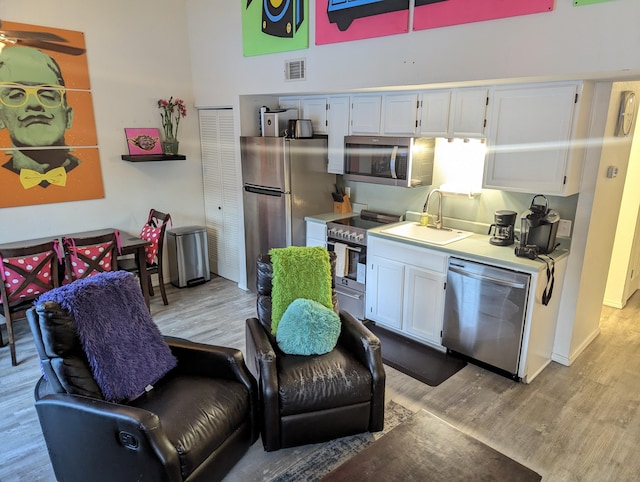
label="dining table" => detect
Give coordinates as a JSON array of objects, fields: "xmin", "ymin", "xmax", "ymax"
[{"xmin": 0, "ymin": 228, "xmax": 152, "ymax": 309}]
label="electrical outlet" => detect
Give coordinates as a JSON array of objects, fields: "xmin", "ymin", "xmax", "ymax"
[
  {"xmin": 345, "ymin": 187, "xmax": 351, "ymax": 197},
  {"xmin": 558, "ymin": 219, "xmax": 572, "ymax": 237}
]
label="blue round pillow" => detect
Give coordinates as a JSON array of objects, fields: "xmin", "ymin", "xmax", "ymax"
[{"xmin": 276, "ymin": 298, "xmax": 341, "ymax": 355}]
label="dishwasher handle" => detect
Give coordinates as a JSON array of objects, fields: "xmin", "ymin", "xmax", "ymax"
[{"xmin": 448, "ymin": 265, "xmax": 527, "ymax": 290}]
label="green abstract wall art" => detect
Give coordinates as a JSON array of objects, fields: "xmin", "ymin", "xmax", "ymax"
[
  {"xmin": 574, "ymin": 0, "xmax": 615, "ymax": 5},
  {"xmin": 242, "ymin": 0, "xmax": 309, "ymax": 57}
]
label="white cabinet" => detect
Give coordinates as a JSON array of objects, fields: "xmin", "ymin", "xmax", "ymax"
[
  {"xmin": 366, "ymin": 236, "xmax": 447, "ymax": 347},
  {"xmin": 484, "ymin": 82, "xmax": 584, "ymax": 195},
  {"xmin": 418, "ymin": 88, "xmax": 488, "ymax": 138},
  {"xmin": 279, "ymin": 96, "xmax": 301, "ymax": 113},
  {"xmin": 450, "ymin": 88, "xmax": 489, "ymax": 137},
  {"xmin": 404, "ymin": 265, "xmax": 446, "ymax": 342},
  {"xmin": 327, "ymin": 96, "xmax": 350, "ymax": 174},
  {"xmin": 305, "ymin": 219, "xmax": 327, "ymax": 248},
  {"xmin": 302, "ymin": 96, "xmax": 328, "ymax": 134},
  {"xmin": 367, "ymin": 255, "xmax": 405, "ymax": 329},
  {"xmin": 381, "ymin": 92, "xmax": 419, "ymax": 135},
  {"xmin": 417, "ymin": 90, "xmax": 451, "ymax": 137},
  {"xmin": 350, "ymin": 95, "xmax": 382, "ymax": 134}
]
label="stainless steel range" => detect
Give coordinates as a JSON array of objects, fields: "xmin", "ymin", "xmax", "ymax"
[{"xmin": 327, "ymin": 210, "xmax": 402, "ymax": 320}]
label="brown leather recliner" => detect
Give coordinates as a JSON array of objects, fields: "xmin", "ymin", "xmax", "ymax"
[
  {"xmin": 27, "ymin": 302, "xmax": 259, "ymax": 482},
  {"xmin": 245, "ymin": 253, "xmax": 386, "ymax": 452}
]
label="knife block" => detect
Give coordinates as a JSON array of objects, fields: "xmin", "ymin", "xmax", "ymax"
[{"xmin": 334, "ymin": 194, "xmax": 352, "ymax": 214}]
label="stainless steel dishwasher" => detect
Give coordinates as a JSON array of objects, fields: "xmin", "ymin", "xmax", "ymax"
[{"xmin": 442, "ymin": 257, "xmax": 531, "ymax": 377}]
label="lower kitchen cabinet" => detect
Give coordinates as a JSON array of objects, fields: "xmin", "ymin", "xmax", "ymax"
[
  {"xmin": 404, "ymin": 265, "xmax": 445, "ymax": 342},
  {"xmin": 305, "ymin": 219, "xmax": 327, "ymax": 248},
  {"xmin": 366, "ymin": 256, "xmax": 404, "ymax": 329},
  {"xmin": 366, "ymin": 236, "xmax": 447, "ymax": 348},
  {"xmin": 366, "ymin": 232, "xmax": 568, "ymax": 383}
]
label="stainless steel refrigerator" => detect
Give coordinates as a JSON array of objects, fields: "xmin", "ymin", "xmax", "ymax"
[{"xmin": 241, "ymin": 136, "xmax": 336, "ymax": 291}]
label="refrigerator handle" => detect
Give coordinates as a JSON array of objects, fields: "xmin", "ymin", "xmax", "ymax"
[{"xmin": 244, "ymin": 185, "xmax": 283, "ymax": 196}]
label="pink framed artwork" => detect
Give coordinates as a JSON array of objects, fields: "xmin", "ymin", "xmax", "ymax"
[
  {"xmin": 125, "ymin": 128, "xmax": 163, "ymax": 155},
  {"xmin": 413, "ymin": 0, "xmax": 554, "ymax": 31},
  {"xmin": 316, "ymin": 0, "xmax": 410, "ymax": 46}
]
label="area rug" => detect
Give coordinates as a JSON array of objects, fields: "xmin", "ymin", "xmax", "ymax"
[
  {"xmin": 266, "ymin": 400, "xmax": 414, "ymax": 481},
  {"xmin": 322, "ymin": 409, "xmax": 542, "ymax": 481},
  {"xmin": 365, "ymin": 321, "xmax": 467, "ymax": 386}
]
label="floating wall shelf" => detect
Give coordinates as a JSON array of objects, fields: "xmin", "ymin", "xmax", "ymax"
[{"xmin": 121, "ymin": 154, "xmax": 186, "ymax": 162}]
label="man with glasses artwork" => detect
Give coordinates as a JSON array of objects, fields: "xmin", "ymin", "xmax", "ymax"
[{"xmin": 0, "ymin": 46, "xmax": 78, "ymax": 189}]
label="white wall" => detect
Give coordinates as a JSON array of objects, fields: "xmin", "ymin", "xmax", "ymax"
[
  {"xmin": 1, "ymin": 1, "xmax": 205, "ymax": 244},
  {"xmin": 186, "ymin": 1, "xmax": 640, "ymax": 106},
  {"xmin": 553, "ymin": 81, "xmax": 638, "ymax": 365},
  {"xmin": 604, "ymin": 119, "xmax": 640, "ymax": 308}
]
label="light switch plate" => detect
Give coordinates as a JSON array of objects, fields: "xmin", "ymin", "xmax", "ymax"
[{"xmin": 558, "ymin": 219, "xmax": 572, "ymax": 237}]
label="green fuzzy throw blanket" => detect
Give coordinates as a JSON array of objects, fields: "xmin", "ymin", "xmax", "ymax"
[{"xmin": 269, "ymin": 246, "xmax": 333, "ymax": 335}]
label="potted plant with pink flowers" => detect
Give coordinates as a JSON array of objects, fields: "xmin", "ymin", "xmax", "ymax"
[{"xmin": 158, "ymin": 97, "xmax": 187, "ymax": 154}]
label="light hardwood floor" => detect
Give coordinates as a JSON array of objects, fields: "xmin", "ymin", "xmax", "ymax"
[{"xmin": 1, "ymin": 275, "xmax": 639, "ymax": 481}]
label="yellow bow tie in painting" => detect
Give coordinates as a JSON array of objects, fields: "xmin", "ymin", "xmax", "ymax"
[{"xmin": 19, "ymin": 167, "xmax": 68, "ymax": 189}]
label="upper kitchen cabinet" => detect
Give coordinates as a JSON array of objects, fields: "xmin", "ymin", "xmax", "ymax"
[
  {"xmin": 301, "ymin": 96, "xmax": 328, "ymax": 135},
  {"xmin": 418, "ymin": 88, "xmax": 489, "ymax": 138},
  {"xmin": 327, "ymin": 96, "xmax": 350, "ymax": 174},
  {"xmin": 484, "ymin": 82, "xmax": 589, "ymax": 196},
  {"xmin": 450, "ymin": 88, "xmax": 490, "ymax": 138},
  {"xmin": 417, "ymin": 90, "xmax": 451, "ymax": 137},
  {"xmin": 381, "ymin": 92, "xmax": 419, "ymax": 135},
  {"xmin": 279, "ymin": 96, "xmax": 301, "ymax": 113},
  {"xmin": 350, "ymin": 95, "xmax": 382, "ymax": 134}
]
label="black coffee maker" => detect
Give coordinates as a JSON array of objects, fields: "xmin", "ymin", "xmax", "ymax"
[
  {"xmin": 515, "ymin": 194, "xmax": 560, "ymax": 259},
  {"xmin": 488, "ymin": 210, "xmax": 517, "ymax": 246}
]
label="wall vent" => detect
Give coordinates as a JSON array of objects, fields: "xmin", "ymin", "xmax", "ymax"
[{"xmin": 285, "ymin": 58, "xmax": 306, "ymax": 81}]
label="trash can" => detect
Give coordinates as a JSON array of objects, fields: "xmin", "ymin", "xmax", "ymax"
[{"xmin": 167, "ymin": 226, "xmax": 211, "ymax": 288}]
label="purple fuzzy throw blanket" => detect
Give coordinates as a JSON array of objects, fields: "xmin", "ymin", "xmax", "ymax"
[{"xmin": 37, "ymin": 271, "xmax": 177, "ymax": 402}]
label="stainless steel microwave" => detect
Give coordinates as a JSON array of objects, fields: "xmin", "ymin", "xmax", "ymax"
[{"xmin": 343, "ymin": 136, "xmax": 435, "ymax": 187}]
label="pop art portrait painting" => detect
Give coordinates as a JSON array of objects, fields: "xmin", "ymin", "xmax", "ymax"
[{"xmin": 0, "ymin": 20, "xmax": 104, "ymax": 208}]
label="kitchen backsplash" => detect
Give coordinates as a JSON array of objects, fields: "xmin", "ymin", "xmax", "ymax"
[{"xmin": 344, "ymin": 181, "xmax": 578, "ymax": 239}]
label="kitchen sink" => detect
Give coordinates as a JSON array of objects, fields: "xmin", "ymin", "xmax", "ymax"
[{"xmin": 381, "ymin": 223, "xmax": 474, "ymax": 245}]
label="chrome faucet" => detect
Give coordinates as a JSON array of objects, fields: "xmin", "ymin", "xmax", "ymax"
[{"xmin": 423, "ymin": 189, "xmax": 443, "ymax": 229}]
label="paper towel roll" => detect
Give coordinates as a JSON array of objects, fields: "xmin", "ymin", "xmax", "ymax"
[{"xmin": 334, "ymin": 242, "xmax": 349, "ymax": 277}]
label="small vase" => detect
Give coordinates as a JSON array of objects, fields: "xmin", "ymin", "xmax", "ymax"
[{"xmin": 162, "ymin": 139, "xmax": 179, "ymax": 155}]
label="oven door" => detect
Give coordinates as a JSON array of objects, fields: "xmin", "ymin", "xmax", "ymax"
[
  {"xmin": 328, "ymin": 240, "xmax": 367, "ymax": 320},
  {"xmin": 335, "ymin": 278, "xmax": 365, "ymax": 320}
]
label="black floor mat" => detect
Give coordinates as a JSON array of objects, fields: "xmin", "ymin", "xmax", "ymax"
[{"xmin": 365, "ymin": 321, "xmax": 466, "ymax": 387}]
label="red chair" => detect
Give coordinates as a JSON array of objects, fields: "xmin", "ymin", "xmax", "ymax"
[
  {"xmin": 119, "ymin": 209, "xmax": 171, "ymax": 305},
  {"xmin": 0, "ymin": 241, "xmax": 60, "ymax": 366},
  {"xmin": 62, "ymin": 232, "xmax": 119, "ymax": 284}
]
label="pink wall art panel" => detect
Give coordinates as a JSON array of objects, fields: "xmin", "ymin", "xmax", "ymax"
[
  {"xmin": 413, "ymin": 0, "xmax": 554, "ymax": 31},
  {"xmin": 316, "ymin": 0, "xmax": 410, "ymax": 46}
]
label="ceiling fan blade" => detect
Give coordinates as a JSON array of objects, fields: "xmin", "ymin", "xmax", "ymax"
[
  {"xmin": 0, "ymin": 29, "xmax": 68, "ymax": 42},
  {"xmin": 16, "ymin": 39, "xmax": 85, "ymax": 56}
]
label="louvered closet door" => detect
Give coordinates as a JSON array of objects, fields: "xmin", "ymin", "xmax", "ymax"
[{"xmin": 199, "ymin": 109, "xmax": 241, "ymax": 282}]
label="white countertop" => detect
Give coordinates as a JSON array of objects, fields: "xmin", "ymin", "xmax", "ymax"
[
  {"xmin": 306, "ymin": 213, "xmax": 568, "ymax": 274},
  {"xmin": 369, "ymin": 221, "xmax": 568, "ymax": 274},
  {"xmin": 304, "ymin": 212, "xmax": 359, "ymax": 223}
]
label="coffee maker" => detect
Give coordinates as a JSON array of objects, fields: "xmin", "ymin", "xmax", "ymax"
[
  {"xmin": 488, "ymin": 210, "xmax": 517, "ymax": 246},
  {"xmin": 515, "ymin": 194, "xmax": 560, "ymax": 259}
]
